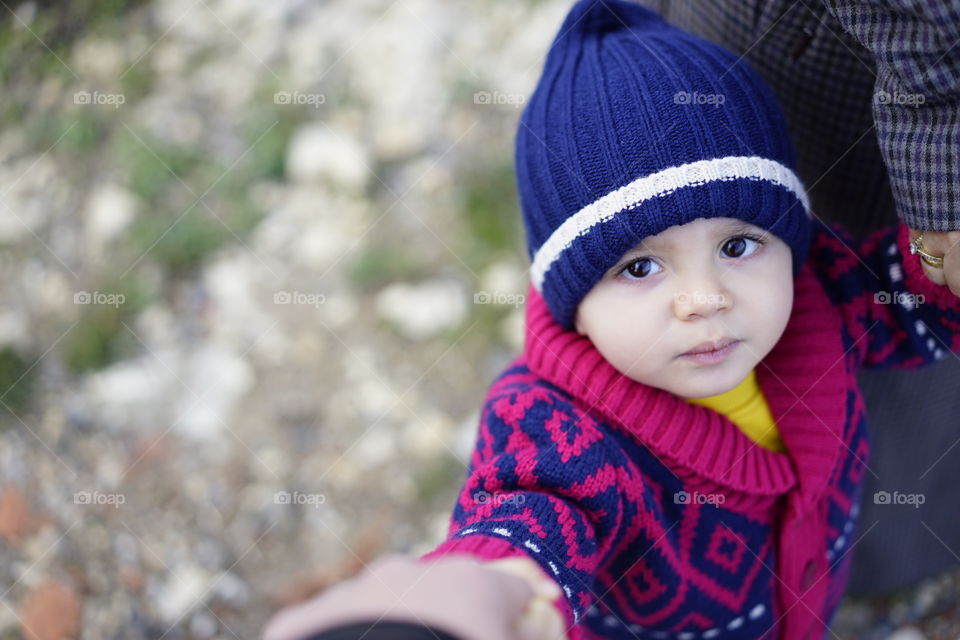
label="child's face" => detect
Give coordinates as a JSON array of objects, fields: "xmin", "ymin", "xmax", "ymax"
[{"xmin": 574, "ymin": 216, "xmax": 794, "ymax": 399}]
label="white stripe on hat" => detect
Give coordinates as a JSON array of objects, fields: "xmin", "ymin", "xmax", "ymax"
[{"xmin": 529, "ymin": 155, "xmax": 811, "ymax": 292}]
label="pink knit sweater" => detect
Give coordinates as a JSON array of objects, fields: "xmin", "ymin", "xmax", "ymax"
[{"xmin": 421, "ymin": 220, "xmax": 960, "ymax": 640}]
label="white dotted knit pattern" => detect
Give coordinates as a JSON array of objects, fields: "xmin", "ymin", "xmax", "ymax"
[
  {"xmin": 827, "ymin": 501, "xmax": 859, "ymax": 562},
  {"xmin": 454, "ymin": 501, "xmax": 863, "ymax": 635},
  {"xmin": 453, "ymin": 526, "xmax": 582, "ymax": 623},
  {"xmin": 885, "ymin": 241, "xmax": 949, "ymax": 360},
  {"xmin": 585, "ymin": 601, "xmax": 768, "ymax": 639}
]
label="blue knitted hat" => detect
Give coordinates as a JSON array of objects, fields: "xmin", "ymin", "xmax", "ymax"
[{"xmin": 517, "ymin": 0, "xmax": 812, "ymax": 331}]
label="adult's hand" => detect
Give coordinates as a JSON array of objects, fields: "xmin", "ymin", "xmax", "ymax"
[
  {"xmin": 907, "ymin": 227, "xmax": 960, "ymax": 297},
  {"xmin": 261, "ymin": 552, "xmax": 565, "ymax": 640}
]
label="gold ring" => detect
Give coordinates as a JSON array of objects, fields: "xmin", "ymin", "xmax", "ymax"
[{"xmin": 909, "ymin": 233, "xmax": 944, "ymax": 268}]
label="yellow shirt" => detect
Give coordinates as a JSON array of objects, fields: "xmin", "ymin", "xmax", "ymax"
[{"xmin": 686, "ymin": 369, "xmax": 786, "ymax": 453}]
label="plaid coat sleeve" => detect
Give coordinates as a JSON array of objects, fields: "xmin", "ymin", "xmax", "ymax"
[
  {"xmin": 809, "ymin": 217, "xmax": 960, "ymax": 370},
  {"xmin": 821, "ymin": 0, "xmax": 960, "ymax": 232}
]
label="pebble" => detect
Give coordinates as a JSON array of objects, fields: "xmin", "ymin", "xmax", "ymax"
[
  {"xmin": 154, "ymin": 564, "xmax": 215, "ymax": 624},
  {"xmin": 374, "ymin": 278, "xmax": 468, "ymax": 341},
  {"xmin": 189, "ymin": 610, "xmax": 218, "ymax": 638},
  {"xmin": 175, "ymin": 344, "xmax": 255, "ymax": 440},
  {"xmin": 285, "ymin": 123, "xmax": 370, "ymax": 193},
  {"xmin": 887, "ymin": 625, "xmax": 928, "ymax": 640}
]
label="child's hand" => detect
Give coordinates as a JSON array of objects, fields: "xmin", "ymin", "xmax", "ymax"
[
  {"xmin": 261, "ymin": 552, "xmax": 568, "ymax": 640},
  {"xmin": 482, "ymin": 556, "xmax": 568, "ymax": 640},
  {"xmin": 908, "ymin": 227, "xmax": 960, "ymax": 296}
]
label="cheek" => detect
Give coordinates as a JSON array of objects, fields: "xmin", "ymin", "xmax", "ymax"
[
  {"xmin": 739, "ymin": 254, "xmax": 793, "ymax": 326},
  {"xmin": 584, "ymin": 299, "xmax": 662, "ymax": 362}
]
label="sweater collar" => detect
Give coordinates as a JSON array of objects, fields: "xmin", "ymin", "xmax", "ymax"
[{"xmin": 522, "ymin": 263, "xmax": 849, "ymax": 501}]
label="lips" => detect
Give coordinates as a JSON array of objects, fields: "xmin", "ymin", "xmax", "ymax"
[{"xmin": 682, "ymin": 337, "xmax": 738, "ymax": 355}]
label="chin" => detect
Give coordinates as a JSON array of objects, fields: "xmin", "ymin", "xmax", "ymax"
[{"xmin": 676, "ymin": 368, "xmax": 747, "ymax": 399}]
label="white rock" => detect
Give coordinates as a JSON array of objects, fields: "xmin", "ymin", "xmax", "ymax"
[
  {"xmin": 83, "ymin": 183, "xmax": 138, "ymax": 248},
  {"xmin": 85, "ymin": 352, "xmax": 179, "ymax": 432},
  {"xmin": 213, "ymin": 570, "xmax": 250, "ymax": 606},
  {"xmin": 344, "ymin": 0, "xmax": 452, "ymax": 159},
  {"xmin": 452, "ymin": 410, "xmax": 481, "ymax": 462},
  {"xmin": 153, "ymin": 0, "xmax": 222, "ymax": 46},
  {"xmin": 10, "ymin": 2, "xmax": 35, "ymax": 26},
  {"xmin": 252, "ymin": 185, "xmax": 370, "ymax": 272},
  {"xmin": 499, "ymin": 307, "xmax": 525, "ymax": 352},
  {"xmin": 492, "ymin": 0, "xmax": 571, "ymax": 97},
  {"xmin": 192, "ymin": 57, "xmax": 259, "ymax": 112},
  {"xmin": 155, "ymin": 564, "xmax": 215, "ymax": 624},
  {"xmin": 175, "ymin": 344, "xmax": 255, "ymax": 439},
  {"xmin": 86, "ymin": 340, "xmax": 254, "ymax": 440},
  {"xmin": 0, "ymin": 154, "xmax": 59, "ymax": 243},
  {"xmin": 480, "ymin": 261, "xmax": 526, "ymax": 298},
  {"xmin": 188, "ymin": 611, "xmax": 218, "ymax": 638},
  {"xmin": 374, "ymin": 279, "xmax": 467, "ymax": 341},
  {"xmin": 283, "ymin": 5, "xmax": 347, "ymax": 86},
  {"xmin": 384, "ymin": 472, "xmax": 416, "ymax": 502},
  {"xmin": 202, "ymin": 251, "xmax": 288, "ymax": 360},
  {"xmin": 136, "ymin": 92, "xmax": 204, "ymax": 147},
  {"xmin": 72, "ymin": 37, "xmax": 126, "ymax": 81},
  {"xmin": 252, "ymin": 446, "xmax": 286, "ymax": 481},
  {"xmin": 135, "ymin": 304, "xmax": 178, "ymax": 350},
  {"xmin": 353, "ymin": 379, "xmax": 396, "ymax": 423},
  {"xmin": 0, "ymin": 310, "xmax": 29, "ymax": 350},
  {"xmin": 887, "ymin": 627, "xmax": 927, "ymax": 640},
  {"xmin": 0, "ymin": 597, "xmax": 18, "ymax": 634},
  {"xmin": 349, "ymin": 427, "xmax": 397, "ymax": 468},
  {"xmin": 114, "ymin": 531, "xmax": 140, "ymax": 565},
  {"xmin": 21, "ymin": 260, "xmax": 72, "ymax": 317},
  {"xmin": 914, "ymin": 581, "xmax": 940, "ymax": 616},
  {"xmin": 320, "ymin": 290, "xmax": 359, "ymax": 331},
  {"xmin": 403, "ymin": 409, "xmax": 454, "ymax": 458},
  {"xmin": 96, "ymin": 454, "xmax": 125, "ymax": 488},
  {"xmin": 151, "ymin": 39, "xmax": 191, "ymax": 77},
  {"xmin": 285, "ymin": 123, "xmax": 369, "ymax": 192},
  {"xmin": 324, "ymin": 458, "xmax": 361, "ymax": 492}
]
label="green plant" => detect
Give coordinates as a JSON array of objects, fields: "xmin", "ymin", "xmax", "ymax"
[
  {"xmin": 0, "ymin": 347, "xmax": 36, "ymax": 418},
  {"xmin": 347, "ymin": 245, "xmax": 425, "ymax": 291},
  {"xmin": 63, "ymin": 277, "xmax": 151, "ymax": 373}
]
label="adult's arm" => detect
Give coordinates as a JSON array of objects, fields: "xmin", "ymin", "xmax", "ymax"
[{"xmin": 822, "ymin": 0, "xmax": 960, "ymax": 232}]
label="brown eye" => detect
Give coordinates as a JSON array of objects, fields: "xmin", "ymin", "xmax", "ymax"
[
  {"xmin": 621, "ymin": 258, "xmax": 661, "ymax": 280},
  {"xmin": 722, "ymin": 235, "xmax": 762, "ymax": 259}
]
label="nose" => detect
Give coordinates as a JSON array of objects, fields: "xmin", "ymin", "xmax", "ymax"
[{"xmin": 672, "ymin": 271, "xmax": 730, "ymax": 320}]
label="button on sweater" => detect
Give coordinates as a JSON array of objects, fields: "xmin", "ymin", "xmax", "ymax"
[{"xmin": 420, "ymin": 219, "xmax": 960, "ymax": 640}]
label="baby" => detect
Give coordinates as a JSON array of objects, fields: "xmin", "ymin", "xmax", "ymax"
[{"xmin": 264, "ymin": 1, "xmax": 960, "ymax": 639}]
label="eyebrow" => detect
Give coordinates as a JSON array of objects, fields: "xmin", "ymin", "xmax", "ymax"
[{"xmin": 637, "ymin": 219, "xmax": 756, "ymax": 251}]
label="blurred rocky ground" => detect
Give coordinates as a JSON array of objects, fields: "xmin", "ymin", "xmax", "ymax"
[{"xmin": 0, "ymin": 1, "xmax": 957, "ymax": 639}]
